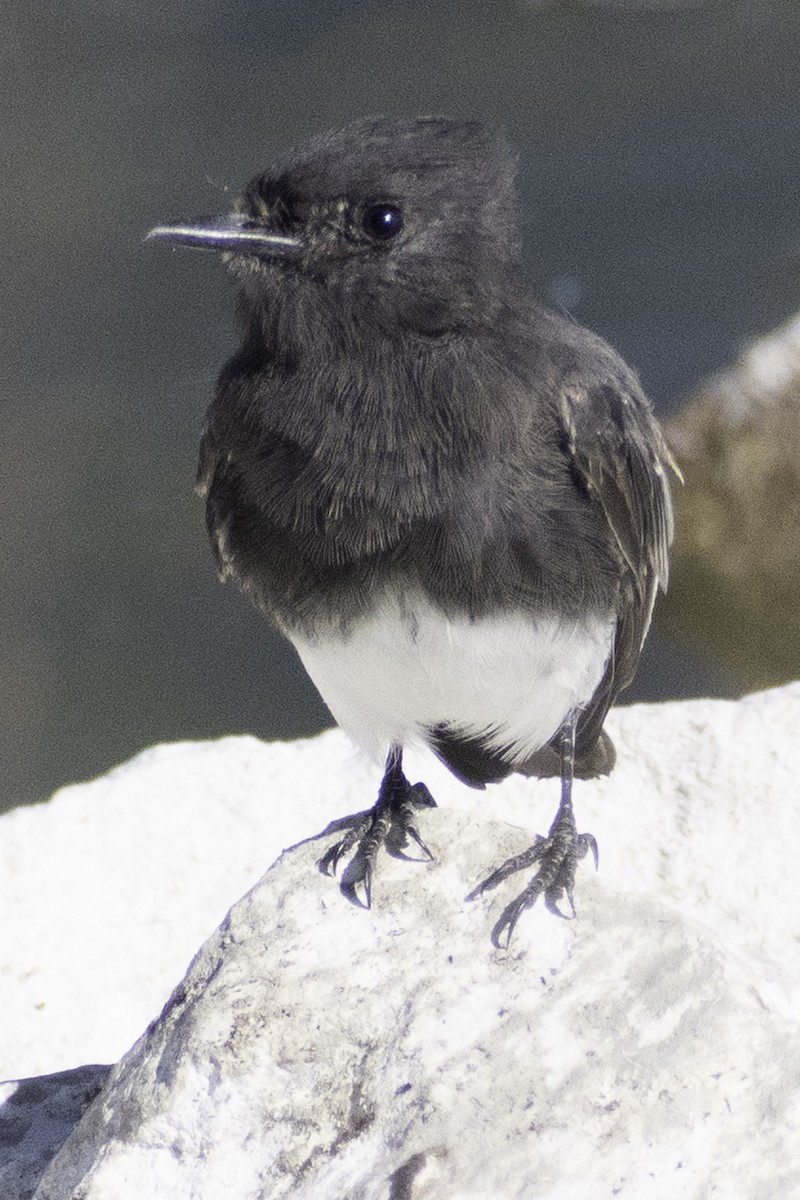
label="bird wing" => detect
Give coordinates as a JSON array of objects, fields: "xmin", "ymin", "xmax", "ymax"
[
  {"xmin": 431, "ymin": 377, "xmax": 680, "ymax": 787},
  {"xmin": 558, "ymin": 380, "xmax": 681, "ymax": 760}
]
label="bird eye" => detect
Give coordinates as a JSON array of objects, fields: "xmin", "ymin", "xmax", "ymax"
[
  {"xmin": 362, "ymin": 203, "xmax": 404, "ymax": 242},
  {"xmin": 285, "ymin": 194, "xmax": 311, "ymax": 225}
]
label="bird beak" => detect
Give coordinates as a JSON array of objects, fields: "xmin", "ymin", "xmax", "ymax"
[{"xmin": 146, "ymin": 216, "xmax": 303, "ymax": 258}]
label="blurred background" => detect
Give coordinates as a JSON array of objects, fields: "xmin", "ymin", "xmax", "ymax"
[{"xmin": 3, "ymin": 0, "xmax": 799, "ymax": 813}]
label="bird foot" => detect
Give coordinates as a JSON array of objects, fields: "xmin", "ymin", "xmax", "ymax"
[
  {"xmin": 466, "ymin": 799, "xmax": 598, "ymax": 949},
  {"xmin": 317, "ymin": 763, "xmax": 436, "ymax": 908}
]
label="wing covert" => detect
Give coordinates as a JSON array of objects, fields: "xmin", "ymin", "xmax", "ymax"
[{"xmin": 558, "ymin": 381, "xmax": 680, "ymax": 753}]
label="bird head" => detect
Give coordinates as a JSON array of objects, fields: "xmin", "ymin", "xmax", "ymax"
[{"xmin": 149, "ymin": 116, "xmax": 523, "ymax": 337}]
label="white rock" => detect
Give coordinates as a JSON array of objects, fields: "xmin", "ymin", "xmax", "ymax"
[
  {"xmin": 2, "ymin": 685, "xmax": 800, "ymax": 1199},
  {"xmin": 0, "ymin": 734, "xmax": 354, "ymax": 1080}
]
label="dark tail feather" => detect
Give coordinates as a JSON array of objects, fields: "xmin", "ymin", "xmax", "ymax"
[
  {"xmin": 518, "ymin": 728, "xmax": 616, "ymax": 779},
  {"xmin": 427, "ymin": 724, "xmax": 616, "ymax": 788}
]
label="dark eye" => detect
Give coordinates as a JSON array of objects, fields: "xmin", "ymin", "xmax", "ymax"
[
  {"xmin": 284, "ymin": 193, "xmax": 311, "ymax": 225},
  {"xmin": 362, "ymin": 203, "xmax": 404, "ymax": 241}
]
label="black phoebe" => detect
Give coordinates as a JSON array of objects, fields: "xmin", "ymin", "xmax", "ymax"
[{"xmin": 149, "ymin": 116, "xmax": 678, "ymax": 946}]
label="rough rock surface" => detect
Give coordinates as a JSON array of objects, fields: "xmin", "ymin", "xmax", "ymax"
[{"xmin": 3, "ymin": 685, "xmax": 800, "ymax": 1198}]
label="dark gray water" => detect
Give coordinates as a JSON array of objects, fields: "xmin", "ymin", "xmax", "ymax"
[{"xmin": 3, "ymin": 0, "xmax": 798, "ymax": 809}]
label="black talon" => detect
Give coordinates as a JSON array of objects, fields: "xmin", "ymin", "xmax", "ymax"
[
  {"xmin": 467, "ymin": 715, "xmax": 599, "ymax": 947},
  {"xmin": 315, "ymin": 746, "xmax": 436, "ymax": 907}
]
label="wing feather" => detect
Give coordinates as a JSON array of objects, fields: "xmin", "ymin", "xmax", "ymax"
[{"xmin": 558, "ymin": 381, "xmax": 680, "ymax": 758}]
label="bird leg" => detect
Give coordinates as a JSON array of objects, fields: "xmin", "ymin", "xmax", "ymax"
[
  {"xmin": 317, "ymin": 746, "xmax": 436, "ymax": 908},
  {"xmin": 466, "ymin": 715, "xmax": 598, "ymax": 948}
]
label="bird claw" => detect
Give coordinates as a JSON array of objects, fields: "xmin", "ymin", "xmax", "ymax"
[
  {"xmin": 577, "ymin": 832, "xmax": 599, "ymax": 869},
  {"xmin": 543, "ymin": 885, "xmax": 577, "ymax": 922},
  {"xmin": 464, "ymin": 835, "xmax": 548, "ymax": 902},
  {"xmin": 469, "ymin": 815, "xmax": 598, "ymax": 948},
  {"xmin": 339, "ymin": 858, "xmax": 374, "ymax": 910},
  {"xmin": 317, "ymin": 811, "xmax": 372, "ymax": 879},
  {"xmin": 316, "ymin": 774, "xmax": 436, "ymax": 907}
]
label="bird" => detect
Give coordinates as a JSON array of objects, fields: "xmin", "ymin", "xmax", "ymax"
[{"xmin": 148, "ymin": 115, "xmax": 678, "ymax": 946}]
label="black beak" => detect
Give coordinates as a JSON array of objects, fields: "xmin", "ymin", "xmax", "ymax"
[{"xmin": 146, "ymin": 215, "xmax": 302, "ymax": 257}]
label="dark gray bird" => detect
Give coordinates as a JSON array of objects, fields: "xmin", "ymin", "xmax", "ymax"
[{"xmin": 149, "ymin": 116, "xmax": 678, "ymax": 946}]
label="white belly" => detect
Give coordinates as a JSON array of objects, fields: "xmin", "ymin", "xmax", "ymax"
[{"xmin": 292, "ymin": 594, "xmax": 615, "ymax": 767}]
